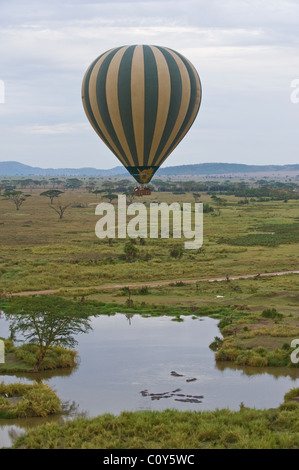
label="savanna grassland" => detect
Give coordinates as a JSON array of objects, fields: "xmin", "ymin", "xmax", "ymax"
[
  {"xmin": 1, "ymin": 175, "xmax": 299, "ymax": 449},
  {"xmin": 0, "ymin": 177, "xmax": 298, "ymax": 294},
  {"xmin": 1, "ymin": 175, "xmax": 299, "ymax": 369}
]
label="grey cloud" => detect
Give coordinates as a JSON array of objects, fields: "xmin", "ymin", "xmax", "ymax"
[{"xmin": 0, "ymin": 0, "xmax": 299, "ymax": 168}]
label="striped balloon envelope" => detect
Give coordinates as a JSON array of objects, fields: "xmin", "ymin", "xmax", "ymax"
[{"xmin": 82, "ymin": 45, "xmax": 202, "ymax": 185}]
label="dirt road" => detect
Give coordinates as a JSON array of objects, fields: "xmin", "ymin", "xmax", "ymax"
[{"xmin": 8, "ymin": 270, "xmax": 299, "ymax": 297}]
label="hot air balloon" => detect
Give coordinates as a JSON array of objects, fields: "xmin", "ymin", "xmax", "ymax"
[{"xmin": 82, "ymin": 45, "xmax": 202, "ymax": 194}]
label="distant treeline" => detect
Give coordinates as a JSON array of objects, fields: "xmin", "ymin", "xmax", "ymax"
[
  {"xmin": 154, "ymin": 180, "xmax": 299, "ymax": 200},
  {"xmin": 1, "ymin": 177, "xmax": 298, "ymax": 201}
]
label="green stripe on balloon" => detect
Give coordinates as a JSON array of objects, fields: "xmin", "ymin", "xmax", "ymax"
[
  {"xmin": 143, "ymin": 45, "xmax": 159, "ymax": 166},
  {"xmin": 118, "ymin": 46, "xmax": 139, "ymax": 167},
  {"xmin": 151, "ymin": 46, "xmax": 182, "ymax": 167}
]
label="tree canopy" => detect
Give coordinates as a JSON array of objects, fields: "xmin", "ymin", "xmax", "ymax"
[
  {"xmin": 3, "ymin": 296, "xmax": 95, "ymax": 372},
  {"xmin": 40, "ymin": 190, "xmax": 64, "ymax": 204},
  {"xmin": 1, "ymin": 190, "xmax": 31, "ymax": 210}
]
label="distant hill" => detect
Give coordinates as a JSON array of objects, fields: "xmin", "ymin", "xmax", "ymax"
[
  {"xmin": 0, "ymin": 161, "xmax": 127, "ymax": 177},
  {"xmin": 0, "ymin": 161, "xmax": 298, "ymax": 177},
  {"xmin": 158, "ymin": 163, "xmax": 299, "ymax": 176}
]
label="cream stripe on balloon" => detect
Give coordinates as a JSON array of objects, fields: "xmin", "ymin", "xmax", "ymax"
[
  {"xmin": 158, "ymin": 59, "xmax": 201, "ymax": 168},
  {"xmin": 88, "ymin": 49, "xmax": 127, "ymax": 165},
  {"xmin": 154, "ymin": 49, "xmax": 191, "ymax": 168},
  {"xmin": 106, "ymin": 46, "xmax": 135, "ymax": 167},
  {"xmin": 147, "ymin": 46, "xmax": 171, "ymax": 166},
  {"xmin": 82, "ymin": 61, "xmax": 105, "ymax": 141},
  {"xmin": 131, "ymin": 45, "xmax": 145, "ymax": 167}
]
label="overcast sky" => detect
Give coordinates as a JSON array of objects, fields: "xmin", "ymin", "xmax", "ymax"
[{"xmin": 0, "ymin": 0, "xmax": 299, "ymax": 169}]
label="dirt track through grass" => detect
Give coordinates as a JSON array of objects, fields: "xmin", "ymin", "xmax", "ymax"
[{"xmin": 9, "ymin": 270, "xmax": 299, "ymax": 297}]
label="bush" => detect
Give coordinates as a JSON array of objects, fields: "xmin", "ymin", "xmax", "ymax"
[
  {"xmin": 217, "ymin": 317, "xmax": 232, "ymax": 329},
  {"xmin": 14, "ymin": 344, "xmax": 77, "ymax": 370},
  {"xmin": 169, "ymin": 248, "xmax": 183, "ymax": 259},
  {"xmin": 284, "ymin": 387, "xmax": 299, "ymax": 402},
  {"xmin": 124, "ymin": 242, "xmax": 138, "ymax": 262},
  {"xmin": 0, "ymin": 382, "xmax": 61, "ymax": 418},
  {"xmin": 235, "ymin": 350, "xmax": 268, "ymax": 367},
  {"xmin": 209, "ymin": 336, "xmax": 223, "ymax": 351},
  {"xmin": 261, "ymin": 308, "xmax": 283, "ymax": 319},
  {"xmin": 203, "ymin": 203, "xmax": 214, "ymax": 213},
  {"xmin": 215, "ymin": 348, "xmax": 239, "ymax": 362},
  {"xmin": 137, "ymin": 286, "xmax": 149, "ymax": 295},
  {"xmin": 3, "ymin": 338, "xmax": 14, "ymax": 353}
]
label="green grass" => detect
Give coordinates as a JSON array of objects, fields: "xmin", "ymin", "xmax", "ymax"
[
  {"xmin": 209, "ymin": 299, "xmax": 299, "ymax": 367},
  {"xmin": 2, "ymin": 274, "xmax": 299, "ymax": 370},
  {"xmin": 1, "ymin": 180, "xmax": 299, "ymax": 449},
  {"xmin": 0, "ymin": 340, "xmax": 78, "ymax": 374},
  {"xmin": 0, "ymin": 189, "xmax": 298, "ymax": 293},
  {"xmin": 219, "ymin": 223, "xmax": 299, "ymax": 247},
  {"xmin": 11, "ymin": 388, "xmax": 299, "ymax": 449},
  {"xmin": 0, "ymin": 381, "xmax": 61, "ymax": 419}
]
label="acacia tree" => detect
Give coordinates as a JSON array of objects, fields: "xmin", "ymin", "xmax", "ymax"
[
  {"xmin": 4, "ymin": 296, "xmax": 93, "ymax": 372},
  {"xmin": 92, "ymin": 189, "xmax": 105, "ymax": 199},
  {"xmin": 40, "ymin": 190, "xmax": 64, "ymax": 204},
  {"xmin": 65, "ymin": 178, "xmax": 83, "ymax": 190},
  {"xmin": 2, "ymin": 190, "xmax": 31, "ymax": 210},
  {"xmin": 102, "ymin": 193, "xmax": 118, "ymax": 203},
  {"xmin": 50, "ymin": 202, "xmax": 71, "ymax": 219}
]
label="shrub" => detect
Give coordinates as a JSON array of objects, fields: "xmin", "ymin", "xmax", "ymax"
[
  {"xmin": 0, "ymin": 382, "xmax": 61, "ymax": 418},
  {"xmin": 137, "ymin": 286, "xmax": 149, "ymax": 295},
  {"xmin": 236, "ymin": 351, "xmax": 268, "ymax": 367},
  {"xmin": 3, "ymin": 338, "xmax": 14, "ymax": 353},
  {"xmin": 217, "ymin": 317, "xmax": 232, "ymax": 329},
  {"xmin": 209, "ymin": 336, "xmax": 223, "ymax": 351},
  {"xmin": 124, "ymin": 242, "xmax": 138, "ymax": 262},
  {"xmin": 284, "ymin": 388, "xmax": 299, "ymax": 402},
  {"xmin": 203, "ymin": 203, "xmax": 214, "ymax": 213},
  {"xmin": 215, "ymin": 348, "xmax": 239, "ymax": 362},
  {"xmin": 169, "ymin": 248, "xmax": 183, "ymax": 259},
  {"xmin": 14, "ymin": 344, "xmax": 77, "ymax": 370},
  {"xmin": 261, "ymin": 308, "xmax": 283, "ymax": 320}
]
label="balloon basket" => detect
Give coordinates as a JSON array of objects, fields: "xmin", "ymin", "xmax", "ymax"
[{"xmin": 134, "ymin": 185, "xmax": 151, "ymax": 196}]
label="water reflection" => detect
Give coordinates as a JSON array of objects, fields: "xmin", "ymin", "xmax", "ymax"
[
  {"xmin": 0, "ymin": 412, "xmax": 81, "ymax": 449},
  {"xmin": 1, "ymin": 313, "xmax": 299, "ymax": 448},
  {"xmin": 1, "ymin": 365, "xmax": 78, "ymax": 382},
  {"xmin": 125, "ymin": 313, "xmax": 133, "ymax": 325},
  {"xmin": 215, "ymin": 361, "xmax": 299, "ymax": 380}
]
